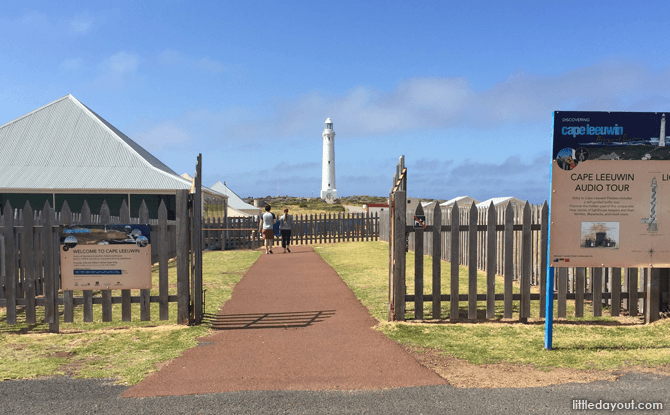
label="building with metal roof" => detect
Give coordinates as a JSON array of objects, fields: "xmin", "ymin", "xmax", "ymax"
[
  {"xmin": 0, "ymin": 94, "xmax": 226, "ymax": 219},
  {"xmin": 440, "ymin": 196, "xmax": 480, "ymax": 208},
  {"xmin": 475, "ymin": 196, "xmax": 525, "ymax": 209},
  {"xmin": 210, "ymin": 181, "xmax": 261, "ymax": 217}
]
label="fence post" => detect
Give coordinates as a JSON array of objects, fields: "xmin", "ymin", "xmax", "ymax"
[
  {"xmin": 593, "ymin": 267, "xmax": 603, "ymax": 317},
  {"xmin": 392, "ymin": 190, "xmax": 406, "ymax": 321},
  {"xmin": 61, "ymin": 201, "xmax": 74, "ymax": 322},
  {"xmin": 414, "ymin": 204, "xmax": 424, "ymax": 319},
  {"xmin": 138, "ymin": 201, "xmax": 151, "ymax": 321},
  {"xmin": 3, "ymin": 202, "xmax": 16, "ymax": 325},
  {"xmin": 22, "ymin": 201, "xmax": 36, "ymax": 324},
  {"xmin": 450, "ymin": 202, "xmax": 460, "ymax": 321},
  {"xmin": 503, "ymin": 203, "xmax": 514, "ymax": 318},
  {"xmin": 520, "ymin": 201, "xmax": 531, "ymax": 322},
  {"xmin": 611, "ymin": 267, "xmax": 621, "ymax": 317},
  {"xmin": 42, "ymin": 201, "xmax": 58, "ymax": 333},
  {"xmin": 432, "ymin": 205, "xmax": 442, "ymax": 319},
  {"xmin": 539, "ymin": 202, "xmax": 548, "ymax": 318},
  {"xmin": 158, "ymin": 201, "xmax": 169, "ymax": 320},
  {"xmin": 628, "ymin": 268, "xmax": 638, "ymax": 316},
  {"xmin": 105, "ymin": 201, "xmax": 124, "ymax": 323},
  {"xmin": 468, "ymin": 202, "xmax": 477, "ymax": 320},
  {"xmin": 486, "ymin": 202, "xmax": 496, "ymax": 319},
  {"xmin": 557, "ymin": 268, "xmax": 567, "ymax": 318},
  {"xmin": 575, "ymin": 267, "xmax": 585, "ymax": 317},
  {"xmin": 176, "ymin": 189, "xmax": 190, "ymax": 324},
  {"xmin": 80, "ymin": 201, "xmax": 94, "ymax": 322},
  {"xmin": 646, "ymin": 268, "xmax": 660, "ymax": 323},
  {"xmin": 193, "ymin": 154, "xmax": 203, "ymax": 323},
  {"xmin": 387, "ymin": 200, "xmax": 393, "ymax": 321}
]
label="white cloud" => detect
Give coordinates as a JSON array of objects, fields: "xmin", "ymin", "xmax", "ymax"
[
  {"xmin": 104, "ymin": 51, "xmax": 139, "ymax": 75},
  {"xmin": 135, "ymin": 61, "xmax": 670, "ymax": 149},
  {"xmin": 133, "ymin": 122, "xmax": 192, "ymax": 152},
  {"xmin": 408, "ymin": 154, "xmax": 550, "ymax": 203},
  {"xmin": 3, "ymin": 9, "xmax": 101, "ymax": 36},
  {"xmin": 68, "ymin": 11, "xmax": 94, "ymax": 34},
  {"xmin": 260, "ymin": 61, "xmax": 670, "ymax": 139},
  {"xmin": 83, "ymin": 52, "xmax": 140, "ymax": 92}
]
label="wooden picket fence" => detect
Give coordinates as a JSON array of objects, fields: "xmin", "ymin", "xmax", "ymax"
[
  {"xmin": 202, "ymin": 212, "xmax": 379, "ymax": 250},
  {"xmin": 0, "ymin": 190, "xmax": 197, "ymax": 332},
  {"xmin": 381, "ymin": 202, "xmax": 546, "ymax": 284},
  {"xmin": 385, "ymin": 157, "xmax": 658, "ymax": 322}
]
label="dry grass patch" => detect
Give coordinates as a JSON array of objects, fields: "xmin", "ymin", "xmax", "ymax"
[{"xmin": 404, "ymin": 345, "xmax": 616, "ymax": 388}]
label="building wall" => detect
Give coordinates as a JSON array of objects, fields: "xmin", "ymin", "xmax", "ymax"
[{"xmin": 1, "ymin": 193, "xmax": 177, "ymax": 220}]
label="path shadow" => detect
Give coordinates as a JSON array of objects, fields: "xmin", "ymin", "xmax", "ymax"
[{"xmin": 202, "ymin": 310, "xmax": 336, "ymax": 330}]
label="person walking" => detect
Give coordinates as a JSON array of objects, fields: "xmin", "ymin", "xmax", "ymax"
[
  {"xmin": 279, "ymin": 208, "xmax": 293, "ymax": 253},
  {"xmin": 258, "ymin": 205, "xmax": 275, "ymax": 254}
]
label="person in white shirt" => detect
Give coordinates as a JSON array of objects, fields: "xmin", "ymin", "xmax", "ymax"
[
  {"xmin": 258, "ymin": 205, "xmax": 276, "ymax": 254},
  {"xmin": 279, "ymin": 208, "xmax": 294, "ymax": 253}
]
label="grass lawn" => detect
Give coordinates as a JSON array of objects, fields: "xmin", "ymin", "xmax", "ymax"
[
  {"xmin": 0, "ymin": 250, "xmax": 260, "ymax": 384},
  {"xmin": 2, "ymin": 240, "xmax": 669, "ymax": 386},
  {"xmin": 315, "ymin": 241, "xmax": 670, "ymax": 372}
]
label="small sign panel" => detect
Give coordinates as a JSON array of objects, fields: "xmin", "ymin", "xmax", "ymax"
[
  {"xmin": 60, "ymin": 224, "xmax": 152, "ymax": 290},
  {"xmin": 413, "ymin": 215, "xmax": 426, "ymax": 229}
]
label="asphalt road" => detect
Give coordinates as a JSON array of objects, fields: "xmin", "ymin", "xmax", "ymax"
[{"xmin": 1, "ymin": 373, "xmax": 669, "ymax": 414}]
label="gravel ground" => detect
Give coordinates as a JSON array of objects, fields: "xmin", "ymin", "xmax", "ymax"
[{"xmin": 2, "ymin": 373, "xmax": 669, "ymax": 414}]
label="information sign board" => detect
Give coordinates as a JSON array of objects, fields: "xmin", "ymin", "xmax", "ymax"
[
  {"xmin": 551, "ymin": 111, "xmax": 670, "ymax": 267},
  {"xmin": 60, "ymin": 224, "xmax": 152, "ymax": 290}
]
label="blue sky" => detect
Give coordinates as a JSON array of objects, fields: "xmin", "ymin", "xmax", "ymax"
[{"xmin": 2, "ymin": 1, "xmax": 670, "ymax": 203}]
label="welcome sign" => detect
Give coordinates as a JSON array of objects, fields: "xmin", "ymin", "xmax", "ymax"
[
  {"xmin": 551, "ymin": 111, "xmax": 670, "ymax": 267},
  {"xmin": 60, "ymin": 224, "xmax": 152, "ymax": 290}
]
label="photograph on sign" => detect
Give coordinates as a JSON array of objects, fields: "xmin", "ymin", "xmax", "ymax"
[
  {"xmin": 550, "ymin": 111, "xmax": 670, "ymax": 267},
  {"xmin": 60, "ymin": 224, "xmax": 152, "ymax": 290}
]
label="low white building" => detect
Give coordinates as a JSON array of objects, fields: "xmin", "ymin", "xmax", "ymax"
[
  {"xmin": 210, "ymin": 181, "xmax": 261, "ymax": 217},
  {"xmin": 363, "ymin": 203, "xmax": 389, "ymax": 214},
  {"xmin": 476, "ymin": 196, "xmax": 525, "ymax": 209},
  {"xmin": 440, "ymin": 196, "xmax": 480, "ymax": 209}
]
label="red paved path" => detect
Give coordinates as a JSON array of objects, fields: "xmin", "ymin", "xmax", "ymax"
[{"xmin": 122, "ymin": 245, "xmax": 445, "ymax": 397}]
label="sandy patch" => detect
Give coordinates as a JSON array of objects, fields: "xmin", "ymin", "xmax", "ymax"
[{"xmin": 404, "ymin": 345, "xmax": 620, "ymax": 388}]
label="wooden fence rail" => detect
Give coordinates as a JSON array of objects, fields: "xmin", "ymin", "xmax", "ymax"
[
  {"xmin": 384, "ymin": 199, "xmax": 652, "ymax": 321},
  {"xmin": 1, "ymin": 194, "xmax": 193, "ymax": 332},
  {"xmin": 202, "ymin": 212, "xmax": 380, "ymax": 250}
]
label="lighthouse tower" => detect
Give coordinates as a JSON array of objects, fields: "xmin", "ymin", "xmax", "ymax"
[
  {"xmin": 320, "ymin": 118, "xmax": 337, "ymax": 202},
  {"xmin": 660, "ymin": 114, "xmax": 666, "ymax": 147}
]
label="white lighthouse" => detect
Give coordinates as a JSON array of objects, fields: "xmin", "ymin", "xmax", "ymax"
[
  {"xmin": 660, "ymin": 114, "xmax": 666, "ymax": 147},
  {"xmin": 320, "ymin": 118, "xmax": 337, "ymax": 202}
]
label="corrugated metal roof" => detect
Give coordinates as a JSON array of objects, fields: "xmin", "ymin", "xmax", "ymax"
[
  {"xmin": 440, "ymin": 196, "xmax": 479, "ymax": 207},
  {"xmin": 210, "ymin": 181, "xmax": 259, "ymax": 212},
  {"xmin": 0, "ymin": 94, "xmax": 194, "ymax": 191},
  {"xmin": 476, "ymin": 197, "xmax": 525, "ymax": 208}
]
